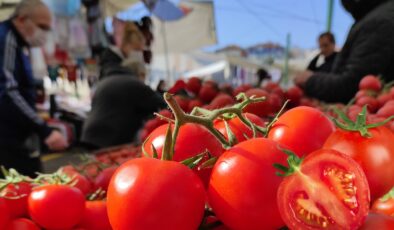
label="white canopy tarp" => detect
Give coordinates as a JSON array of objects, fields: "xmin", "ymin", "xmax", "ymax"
[
  {"xmin": 100, "ymin": 0, "xmax": 139, "ymax": 18},
  {"xmin": 151, "ymin": 0, "xmax": 216, "ymax": 54}
]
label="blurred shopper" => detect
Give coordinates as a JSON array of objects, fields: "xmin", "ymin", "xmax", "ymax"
[
  {"xmin": 256, "ymin": 68, "xmax": 271, "ymax": 87},
  {"xmin": 307, "ymin": 32, "xmax": 338, "ymax": 73},
  {"xmin": 0, "ymin": 0, "xmax": 68, "ymax": 177},
  {"xmin": 156, "ymin": 80, "xmax": 166, "ymax": 95},
  {"xmin": 99, "ymin": 22, "xmax": 145, "ymax": 79},
  {"xmin": 82, "ymin": 58, "xmax": 165, "ymax": 149},
  {"xmin": 295, "ymin": 0, "xmax": 394, "ymax": 103}
]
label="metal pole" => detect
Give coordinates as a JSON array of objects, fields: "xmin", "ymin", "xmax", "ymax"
[
  {"xmin": 327, "ymin": 0, "xmax": 334, "ymax": 32},
  {"xmin": 282, "ymin": 33, "xmax": 291, "ymax": 86},
  {"xmin": 161, "ymin": 21, "xmax": 172, "ymax": 85}
]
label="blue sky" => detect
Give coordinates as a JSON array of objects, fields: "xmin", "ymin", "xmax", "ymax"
[
  {"xmin": 209, "ymin": 0, "xmax": 354, "ymax": 50},
  {"xmin": 114, "ymin": 0, "xmax": 355, "ymax": 50}
]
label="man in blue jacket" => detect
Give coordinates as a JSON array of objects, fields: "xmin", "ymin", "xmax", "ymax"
[{"xmin": 0, "ymin": 0, "xmax": 68, "ymax": 177}]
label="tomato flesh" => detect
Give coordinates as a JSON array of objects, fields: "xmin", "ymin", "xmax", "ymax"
[{"xmin": 277, "ymin": 149, "xmax": 370, "ymax": 230}]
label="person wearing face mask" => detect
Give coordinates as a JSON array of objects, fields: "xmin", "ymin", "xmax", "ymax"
[
  {"xmin": 99, "ymin": 21, "xmax": 145, "ymax": 80},
  {"xmin": 295, "ymin": 0, "xmax": 394, "ymax": 103},
  {"xmin": 81, "ymin": 52, "xmax": 165, "ymax": 149},
  {"xmin": 0, "ymin": 0, "xmax": 68, "ymax": 177}
]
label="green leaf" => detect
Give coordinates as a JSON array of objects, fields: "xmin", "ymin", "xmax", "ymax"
[
  {"xmin": 180, "ymin": 152, "xmax": 206, "ymax": 169},
  {"xmin": 162, "ymin": 124, "xmax": 173, "ymax": 161},
  {"xmin": 355, "ymin": 106, "xmax": 368, "ymax": 127},
  {"xmin": 151, "ymin": 144, "xmax": 159, "ymax": 159},
  {"xmin": 200, "ymin": 157, "xmax": 218, "ymax": 169},
  {"xmin": 333, "ymin": 107, "xmax": 354, "ymax": 125},
  {"xmin": 224, "ymin": 120, "xmax": 238, "ymax": 146}
]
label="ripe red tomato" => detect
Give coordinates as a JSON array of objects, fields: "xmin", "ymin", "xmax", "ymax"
[
  {"xmin": 5, "ymin": 218, "xmax": 40, "ymax": 230},
  {"xmin": 143, "ymin": 123, "xmax": 223, "ymax": 186},
  {"xmin": 199, "ymin": 84, "xmax": 219, "ymax": 103},
  {"xmin": 359, "ymin": 75, "xmax": 382, "ymax": 92},
  {"xmin": 188, "ymin": 99, "xmax": 204, "ymax": 112},
  {"xmin": 277, "ymin": 149, "xmax": 370, "ymax": 230},
  {"xmin": 78, "ymin": 201, "xmax": 111, "ymax": 230},
  {"xmin": 243, "ymin": 88, "xmax": 272, "ymax": 117},
  {"xmin": 268, "ymin": 106, "xmax": 335, "ymax": 157},
  {"xmin": 174, "ymin": 95, "xmax": 190, "ymax": 112},
  {"xmin": 209, "ymin": 93, "xmax": 235, "ymax": 109},
  {"xmin": 377, "ymin": 93, "xmax": 392, "ymax": 107},
  {"xmin": 0, "ymin": 198, "xmax": 10, "ymax": 229},
  {"xmin": 28, "ymin": 185, "xmax": 85, "ymax": 230},
  {"xmin": 186, "ymin": 77, "xmax": 202, "ymax": 95},
  {"xmin": 64, "ymin": 170, "xmax": 92, "ymax": 195},
  {"xmin": 324, "ymin": 126, "xmax": 394, "ymax": 201},
  {"xmin": 93, "ymin": 167, "xmax": 117, "ymax": 192},
  {"xmin": 107, "ymin": 158, "xmax": 206, "ymax": 230},
  {"xmin": 208, "ymin": 138, "xmax": 287, "ymax": 230},
  {"xmin": 285, "ymin": 86, "xmax": 303, "ymax": 107},
  {"xmin": 356, "ymin": 96, "xmax": 379, "ymax": 113},
  {"xmin": 214, "ymin": 113, "xmax": 265, "ymax": 143},
  {"xmin": 1, "ymin": 182, "xmax": 32, "ymax": 218},
  {"xmin": 233, "ymin": 84, "xmax": 252, "ymax": 97},
  {"xmin": 377, "ymin": 103, "xmax": 394, "ymax": 118},
  {"xmin": 264, "ymin": 81, "xmax": 280, "ymax": 92},
  {"xmin": 360, "ymin": 213, "xmax": 394, "ymax": 230}
]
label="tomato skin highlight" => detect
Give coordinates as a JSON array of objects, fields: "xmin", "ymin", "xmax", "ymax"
[
  {"xmin": 277, "ymin": 149, "xmax": 370, "ymax": 230},
  {"xmin": 28, "ymin": 185, "xmax": 85, "ymax": 230},
  {"xmin": 372, "ymin": 197, "xmax": 394, "ymax": 217},
  {"xmin": 78, "ymin": 201, "xmax": 111, "ymax": 230},
  {"xmin": 5, "ymin": 218, "xmax": 40, "ymax": 230},
  {"xmin": 208, "ymin": 138, "xmax": 286, "ymax": 230},
  {"xmin": 107, "ymin": 157, "xmax": 206, "ymax": 230},
  {"xmin": 323, "ymin": 126, "xmax": 394, "ymax": 201},
  {"xmin": 268, "ymin": 106, "xmax": 335, "ymax": 157},
  {"xmin": 360, "ymin": 213, "xmax": 394, "ymax": 230},
  {"xmin": 2, "ymin": 182, "xmax": 32, "ymax": 218}
]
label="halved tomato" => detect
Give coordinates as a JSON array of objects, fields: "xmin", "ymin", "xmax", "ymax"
[{"xmin": 277, "ymin": 149, "xmax": 370, "ymax": 230}]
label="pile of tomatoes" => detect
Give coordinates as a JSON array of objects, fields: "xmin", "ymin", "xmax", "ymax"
[
  {"xmin": 1, "ymin": 75, "xmax": 394, "ymax": 230},
  {"xmin": 139, "ymin": 77, "xmax": 315, "ymax": 142}
]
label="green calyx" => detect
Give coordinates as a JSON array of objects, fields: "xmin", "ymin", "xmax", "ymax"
[
  {"xmin": 274, "ymin": 148, "xmax": 303, "ymax": 177},
  {"xmin": 333, "ymin": 105, "xmax": 394, "ymax": 138},
  {"xmin": 380, "ymin": 187, "xmax": 394, "ymax": 202},
  {"xmin": 0, "ymin": 166, "xmax": 32, "ymax": 196},
  {"xmin": 33, "ymin": 170, "xmax": 77, "ymax": 187}
]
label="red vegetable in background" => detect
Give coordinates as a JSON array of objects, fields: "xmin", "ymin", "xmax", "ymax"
[
  {"xmin": 107, "ymin": 158, "xmax": 205, "ymax": 230},
  {"xmin": 359, "ymin": 75, "xmax": 382, "ymax": 92},
  {"xmin": 276, "ymin": 149, "xmax": 370, "ymax": 230},
  {"xmin": 243, "ymin": 88, "xmax": 272, "ymax": 117}
]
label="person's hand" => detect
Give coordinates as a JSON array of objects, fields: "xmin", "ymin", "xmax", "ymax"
[
  {"xmin": 45, "ymin": 130, "xmax": 68, "ymax": 151},
  {"xmin": 294, "ymin": 71, "xmax": 313, "ymax": 88}
]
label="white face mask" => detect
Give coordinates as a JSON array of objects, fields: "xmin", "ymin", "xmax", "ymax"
[
  {"xmin": 25, "ymin": 20, "xmax": 48, "ymax": 47},
  {"xmin": 126, "ymin": 50, "xmax": 144, "ymax": 63}
]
